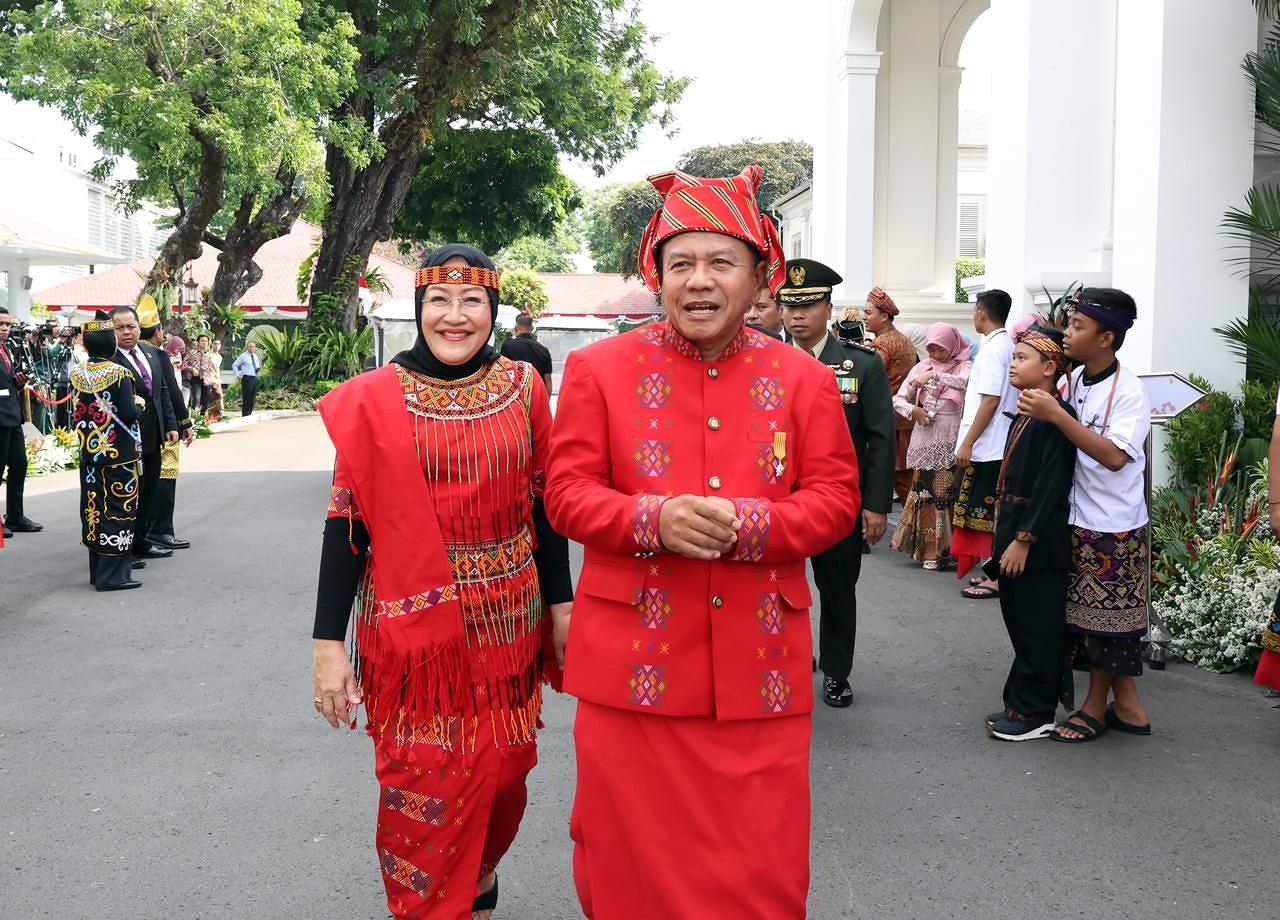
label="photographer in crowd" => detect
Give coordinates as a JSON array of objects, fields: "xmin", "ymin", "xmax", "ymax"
[{"xmin": 0, "ymin": 307, "xmax": 42, "ymax": 538}]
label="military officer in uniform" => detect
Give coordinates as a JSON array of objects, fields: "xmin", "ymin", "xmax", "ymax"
[{"xmin": 779, "ymin": 258, "xmax": 896, "ymax": 707}]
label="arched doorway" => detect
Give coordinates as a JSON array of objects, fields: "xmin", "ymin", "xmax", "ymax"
[{"xmin": 816, "ymin": 0, "xmax": 988, "ymax": 319}]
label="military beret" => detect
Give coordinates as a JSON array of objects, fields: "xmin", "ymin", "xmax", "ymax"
[{"xmin": 777, "ymin": 258, "xmax": 843, "ymax": 306}]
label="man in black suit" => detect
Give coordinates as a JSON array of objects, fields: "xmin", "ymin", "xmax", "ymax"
[
  {"xmin": 110, "ymin": 305, "xmax": 178, "ymax": 560},
  {"xmin": 0, "ymin": 308, "xmax": 42, "ymax": 538},
  {"xmin": 143, "ymin": 322, "xmax": 195, "ymax": 549}
]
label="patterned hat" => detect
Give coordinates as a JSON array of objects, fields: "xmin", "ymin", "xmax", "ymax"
[
  {"xmin": 136, "ymin": 293, "xmax": 161, "ymax": 329},
  {"xmin": 866, "ymin": 287, "xmax": 899, "ymax": 316},
  {"xmin": 83, "ymin": 319, "xmax": 114, "ymax": 333},
  {"xmin": 638, "ymin": 166, "xmax": 786, "ymax": 295}
]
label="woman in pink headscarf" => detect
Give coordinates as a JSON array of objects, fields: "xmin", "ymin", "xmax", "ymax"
[{"xmin": 890, "ymin": 323, "xmax": 972, "ymax": 569}]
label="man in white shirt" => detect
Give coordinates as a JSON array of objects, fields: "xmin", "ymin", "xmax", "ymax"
[
  {"xmin": 953, "ymin": 290, "xmax": 1017, "ymax": 597},
  {"xmin": 1017, "ymin": 287, "xmax": 1152, "ymax": 743}
]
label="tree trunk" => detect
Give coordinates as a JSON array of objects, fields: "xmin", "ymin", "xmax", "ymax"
[
  {"xmin": 206, "ymin": 168, "xmax": 307, "ymax": 319},
  {"xmin": 145, "ymin": 126, "xmax": 225, "ymax": 321},
  {"xmin": 313, "ymin": 140, "xmax": 422, "ymax": 334},
  {"xmin": 311, "ymin": 2, "xmax": 528, "ymax": 333}
]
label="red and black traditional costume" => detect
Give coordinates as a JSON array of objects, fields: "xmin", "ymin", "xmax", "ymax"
[
  {"xmin": 546, "ymin": 166, "xmax": 861, "ymax": 919},
  {"xmin": 313, "ymin": 247, "xmax": 570, "ymax": 919}
]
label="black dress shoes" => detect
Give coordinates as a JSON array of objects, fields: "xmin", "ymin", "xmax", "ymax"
[
  {"xmin": 149, "ymin": 534, "xmax": 191, "ymax": 549},
  {"xmin": 97, "ymin": 581, "xmax": 142, "ymax": 592},
  {"xmin": 130, "ymin": 559, "xmax": 147, "ymax": 569},
  {"xmin": 2, "ymin": 524, "xmax": 11, "ymax": 539},
  {"xmin": 5, "ymin": 516, "xmax": 43, "ymax": 533},
  {"xmin": 133, "ymin": 544, "xmax": 174, "ymax": 559}
]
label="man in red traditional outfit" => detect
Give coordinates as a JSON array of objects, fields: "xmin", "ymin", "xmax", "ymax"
[{"xmin": 546, "ymin": 166, "xmax": 861, "ymax": 919}]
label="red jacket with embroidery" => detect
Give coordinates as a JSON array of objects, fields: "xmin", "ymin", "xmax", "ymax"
[{"xmin": 546, "ymin": 322, "xmax": 861, "ymax": 720}]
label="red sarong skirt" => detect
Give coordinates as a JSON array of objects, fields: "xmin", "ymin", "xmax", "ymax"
[
  {"xmin": 373, "ymin": 718, "xmax": 537, "ymax": 920},
  {"xmin": 571, "ymin": 701, "xmax": 811, "ymax": 919}
]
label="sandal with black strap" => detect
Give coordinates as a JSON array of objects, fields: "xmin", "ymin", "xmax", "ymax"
[
  {"xmin": 1050, "ymin": 710, "xmax": 1107, "ymax": 743},
  {"xmin": 961, "ymin": 583, "xmax": 1000, "ymax": 600},
  {"xmin": 1105, "ymin": 704, "xmax": 1151, "ymax": 735},
  {"xmin": 472, "ymin": 876, "xmax": 498, "ymax": 916}
]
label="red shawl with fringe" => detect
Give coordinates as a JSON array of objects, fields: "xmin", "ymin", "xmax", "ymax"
[{"xmin": 320, "ymin": 363, "xmax": 554, "ymax": 759}]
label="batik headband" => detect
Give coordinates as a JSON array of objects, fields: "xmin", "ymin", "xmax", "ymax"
[
  {"xmin": 1067, "ymin": 290, "xmax": 1133, "ymax": 331},
  {"xmin": 1017, "ymin": 328, "xmax": 1068, "ymax": 372},
  {"xmin": 83, "ymin": 320, "xmax": 113, "ymax": 332},
  {"xmin": 414, "ymin": 265, "xmax": 501, "ymax": 292}
]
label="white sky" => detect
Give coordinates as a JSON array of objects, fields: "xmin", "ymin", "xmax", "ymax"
[
  {"xmin": 562, "ymin": 0, "xmax": 826, "ymax": 190},
  {"xmin": 564, "ymin": 1, "xmax": 990, "ymax": 190}
]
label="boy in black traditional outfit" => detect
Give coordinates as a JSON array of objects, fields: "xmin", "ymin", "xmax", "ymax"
[{"xmin": 986, "ymin": 325, "xmax": 1076, "ymax": 741}]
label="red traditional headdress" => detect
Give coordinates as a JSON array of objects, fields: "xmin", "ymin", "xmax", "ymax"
[{"xmin": 637, "ymin": 165, "xmax": 786, "ymax": 295}]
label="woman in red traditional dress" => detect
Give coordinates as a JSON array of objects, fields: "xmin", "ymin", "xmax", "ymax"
[{"xmin": 311, "ymin": 244, "xmax": 572, "ymax": 919}]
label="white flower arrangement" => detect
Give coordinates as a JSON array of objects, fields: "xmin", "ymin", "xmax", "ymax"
[
  {"xmin": 1154, "ymin": 491, "xmax": 1279, "ymax": 672},
  {"xmin": 27, "ymin": 436, "xmax": 78, "ymax": 476}
]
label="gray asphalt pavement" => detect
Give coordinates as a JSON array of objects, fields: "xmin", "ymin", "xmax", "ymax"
[{"xmin": 2, "ymin": 417, "xmax": 1278, "ymax": 919}]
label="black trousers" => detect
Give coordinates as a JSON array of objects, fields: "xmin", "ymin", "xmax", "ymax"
[
  {"xmin": 188, "ymin": 379, "xmax": 206, "ymax": 413},
  {"xmin": 89, "ymin": 551, "xmax": 133, "ymax": 588},
  {"xmin": 152, "ymin": 477, "xmax": 177, "ymax": 538},
  {"xmin": 0, "ymin": 424, "xmax": 27, "ymax": 521},
  {"xmin": 815, "ymin": 517, "xmax": 864, "ymax": 681},
  {"xmin": 241, "ymin": 375, "xmax": 258, "ymax": 416},
  {"xmin": 133, "ymin": 448, "xmax": 161, "ymax": 550},
  {"xmin": 999, "ymin": 566, "xmax": 1069, "ymax": 716}
]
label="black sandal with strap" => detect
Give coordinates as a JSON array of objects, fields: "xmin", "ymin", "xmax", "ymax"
[
  {"xmin": 472, "ymin": 876, "xmax": 498, "ymax": 914},
  {"xmin": 1050, "ymin": 710, "xmax": 1106, "ymax": 743}
]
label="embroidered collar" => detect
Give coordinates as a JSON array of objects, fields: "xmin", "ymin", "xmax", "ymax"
[{"xmin": 660, "ymin": 321, "xmax": 749, "ymax": 362}]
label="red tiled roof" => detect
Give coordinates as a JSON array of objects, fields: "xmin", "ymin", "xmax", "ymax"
[
  {"xmin": 34, "ymin": 220, "xmax": 415, "ymax": 315},
  {"xmin": 537, "ymin": 273, "xmax": 659, "ymax": 319}
]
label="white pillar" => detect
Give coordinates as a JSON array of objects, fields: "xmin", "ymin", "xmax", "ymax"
[
  {"xmin": 934, "ymin": 65, "xmax": 964, "ymax": 303},
  {"xmin": 876, "ymin": 0, "xmax": 944, "ymax": 302},
  {"xmin": 1111, "ymin": 0, "xmax": 1255, "ymax": 388},
  {"xmin": 984, "ymin": 0, "xmax": 1117, "ymax": 312},
  {"xmin": 826, "ymin": 50, "xmax": 882, "ymax": 303}
]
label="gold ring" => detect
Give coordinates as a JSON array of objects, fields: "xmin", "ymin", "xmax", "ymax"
[{"xmin": 313, "ymin": 697, "xmax": 323, "ymax": 704}]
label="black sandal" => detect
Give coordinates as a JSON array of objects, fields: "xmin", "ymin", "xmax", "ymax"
[
  {"xmin": 1105, "ymin": 705, "xmax": 1151, "ymax": 735},
  {"xmin": 1050, "ymin": 710, "xmax": 1106, "ymax": 743},
  {"xmin": 472, "ymin": 876, "xmax": 498, "ymax": 913}
]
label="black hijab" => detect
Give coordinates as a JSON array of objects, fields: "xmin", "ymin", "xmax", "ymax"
[{"xmin": 392, "ymin": 243, "xmax": 501, "ymax": 380}]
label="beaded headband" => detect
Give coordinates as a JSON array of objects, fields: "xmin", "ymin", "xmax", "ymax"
[
  {"xmin": 83, "ymin": 320, "xmax": 114, "ymax": 333},
  {"xmin": 414, "ymin": 265, "xmax": 501, "ymax": 292}
]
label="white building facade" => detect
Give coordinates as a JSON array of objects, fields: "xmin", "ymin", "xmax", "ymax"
[
  {"xmin": 815, "ymin": 0, "xmax": 1258, "ymax": 389},
  {"xmin": 0, "ymin": 95, "xmax": 168, "ymax": 316}
]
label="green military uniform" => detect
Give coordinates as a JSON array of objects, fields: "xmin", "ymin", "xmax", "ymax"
[{"xmin": 779, "ymin": 259, "xmax": 895, "ymax": 705}]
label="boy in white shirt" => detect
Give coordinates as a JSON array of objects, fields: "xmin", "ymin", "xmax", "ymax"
[{"xmin": 1017, "ymin": 287, "xmax": 1152, "ymax": 743}]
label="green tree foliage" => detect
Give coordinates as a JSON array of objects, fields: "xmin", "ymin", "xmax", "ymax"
[
  {"xmin": 676, "ymin": 139, "xmax": 813, "ymax": 216},
  {"xmin": 583, "ymin": 139, "xmax": 814, "ymax": 277},
  {"xmin": 0, "ymin": 0, "xmax": 361, "ymax": 318},
  {"xmin": 500, "ymin": 268, "xmax": 549, "ymax": 317},
  {"xmin": 310, "ymin": 0, "xmax": 685, "ymax": 333},
  {"xmin": 496, "ymin": 224, "xmax": 582, "ymax": 273},
  {"xmin": 396, "ymin": 128, "xmax": 581, "ymax": 255},
  {"xmin": 955, "ymin": 257, "xmax": 986, "ymax": 302},
  {"xmin": 583, "ymin": 181, "xmax": 662, "ymax": 276}
]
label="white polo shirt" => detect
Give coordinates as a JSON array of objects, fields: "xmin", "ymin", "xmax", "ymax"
[
  {"xmin": 955, "ymin": 327, "xmax": 1017, "ymax": 462},
  {"xmin": 1066, "ymin": 363, "xmax": 1151, "ymax": 532}
]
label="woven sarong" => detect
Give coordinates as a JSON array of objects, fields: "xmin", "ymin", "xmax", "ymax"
[{"xmin": 1065, "ymin": 526, "xmax": 1148, "ymax": 637}]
